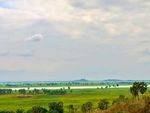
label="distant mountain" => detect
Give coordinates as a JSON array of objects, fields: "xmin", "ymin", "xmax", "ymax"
[
  {"xmin": 72, "ymin": 79, "xmax": 90, "ymax": 83},
  {"xmin": 103, "ymin": 79, "xmax": 123, "ymax": 81},
  {"xmin": 101, "ymin": 79, "xmax": 135, "ymax": 83}
]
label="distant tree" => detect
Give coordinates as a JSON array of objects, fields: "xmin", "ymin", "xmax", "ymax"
[
  {"xmin": 27, "ymin": 87, "xmax": 30, "ymax": 90},
  {"xmin": 0, "ymin": 89, "xmax": 12, "ymax": 95},
  {"xmin": 112, "ymin": 84, "xmax": 115, "ymax": 88},
  {"xmin": 105, "ymin": 86, "xmax": 108, "ymax": 89},
  {"xmin": 68, "ymin": 86, "xmax": 71, "ymax": 90},
  {"xmin": 18, "ymin": 89, "xmax": 26, "ymax": 95},
  {"xmin": 98, "ymin": 99, "xmax": 109, "ymax": 110},
  {"xmin": 42, "ymin": 89, "xmax": 67, "ymax": 95},
  {"xmin": 117, "ymin": 84, "xmax": 119, "ymax": 87},
  {"xmin": 33, "ymin": 89, "xmax": 40, "ymax": 94}
]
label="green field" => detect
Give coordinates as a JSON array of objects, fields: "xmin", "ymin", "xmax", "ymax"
[
  {"xmin": 0, "ymin": 87, "xmax": 150, "ymax": 113},
  {"xmin": 0, "ymin": 88, "xmax": 132, "ymax": 112}
]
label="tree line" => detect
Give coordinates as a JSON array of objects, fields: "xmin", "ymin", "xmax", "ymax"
[{"xmin": 0, "ymin": 89, "xmax": 67, "ymax": 95}]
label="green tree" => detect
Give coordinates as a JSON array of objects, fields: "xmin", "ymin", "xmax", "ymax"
[
  {"xmin": 139, "ymin": 82, "xmax": 147, "ymax": 95},
  {"xmin": 130, "ymin": 82, "xmax": 140, "ymax": 97},
  {"xmin": 18, "ymin": 89, "xmax": 26, "ymax": 95},
  {"xmin": 130, "ymin": 82, "xmax": 147, "ymax": 97},
  {"xmin": 116, "ymin": 84, "xmax": 119, "ymax": 87}
]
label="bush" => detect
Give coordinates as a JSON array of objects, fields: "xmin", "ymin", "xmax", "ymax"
[
  {"xmin": 49, "ymin": 101, "xmax": 64, "ymax": 113},
  {"xmin": 112, "ymin": 95, "xmax": 128, "ymax": 105},
  {"xmin": 68, "ymin": 105, "xmax": 77, "ymax": 113},
  {"xmin": 27, "ymin": 106, "xmax": 48, "ymax": 113},
  {"xmin": 98, "ymin": 99, "xmax": 109, "ymax": 110},
  {"xmin": 81, "ymin": 102, "xmax": 93, "ymax": 113},
  {"xmin": 16, "ymin": 109, "xmax": 24, "ymax": 113}
]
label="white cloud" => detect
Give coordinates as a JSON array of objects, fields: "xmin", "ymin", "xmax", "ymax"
[{"xmin": 25, "ymin": 34, "xmax": 44, "ymax": 42}]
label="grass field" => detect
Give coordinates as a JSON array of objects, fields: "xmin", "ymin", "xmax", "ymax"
[
  {"xmin": 0, "ymin": 88, "xmax": 132, "ymax": 112},
  {"xmin": 0, "ymin": 87, "xmax": 150, "ymax": 112}
]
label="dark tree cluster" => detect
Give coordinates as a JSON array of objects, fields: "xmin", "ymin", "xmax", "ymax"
[
  {"xmin": 0, "ymin": 89, "xmax": 12, "ymax": 95},
  {"xmin": 42, "ymin": 89, "xmax": 67, "ymax": 95},
  {"xmin": 18, "ymin": 89, "xmax": 26, "ymax": 94},
  {"xmin": 130, "ymin": 82, "xmax": 147, "ymax": 97},
  {"xmin": 0, "ymin": 88, "xmax": 67, "ymax": 96}
]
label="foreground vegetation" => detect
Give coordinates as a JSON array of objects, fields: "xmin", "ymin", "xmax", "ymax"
[
  {"xmin": 0, "ymin": 82, "xmax": 149, "ymax": 113},
  {"xmin": 96, "ymin": 96, "xmax": 150, "ymax": 113}
]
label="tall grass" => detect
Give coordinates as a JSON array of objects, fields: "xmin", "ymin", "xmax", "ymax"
[{"xmin": 95, "ymin": 95, "xmax": 150, "ymax": 113}]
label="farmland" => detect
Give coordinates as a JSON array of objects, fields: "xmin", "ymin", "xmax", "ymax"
[
  {"xmin": 0, "ymin": 81, "xmax": 149, "ymax": 113},
  {"xmin": 0, "ymin": 88, "xmax": 131, "ymax": 112}
]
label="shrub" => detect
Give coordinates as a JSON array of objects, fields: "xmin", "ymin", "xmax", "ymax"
[
  {"xmin": 81, "ymin": 102, "xmax": 93, "ymax": 113},
  {"xmin": 27, "ymin": 106, "xmax": 47, "ymax": 113},
  {"xmin": 16, "ymin": 109, "xmax": 24, "ymax": 113},
  {"xmin": 48, "ymin": 101, "xmax": 64, "ymax": 113},
  {"xmin": 68, "ymin": 104, "xmax": 77, "ymax": 113},
  {"xmin": 112, "ymin": 95, "xmax": 128, "ymax": 105},
  {"xmin": 98, "ymin": 99, "xmax": 109, "ymax": 110}
]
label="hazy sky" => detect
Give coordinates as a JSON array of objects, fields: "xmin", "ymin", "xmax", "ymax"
[{"xmin": 0, "ymin": 0, "xmax": 150, "ymax": 81}]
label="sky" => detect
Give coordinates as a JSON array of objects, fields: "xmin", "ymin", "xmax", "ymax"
[{"xmin": 0, "ymin": 0, "xmax": 150, "ymax": 81}]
